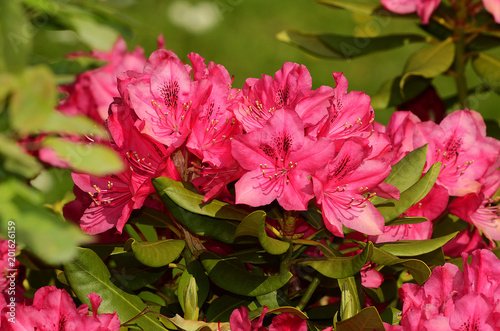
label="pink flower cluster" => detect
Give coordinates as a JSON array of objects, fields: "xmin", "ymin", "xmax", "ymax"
[
  {"xmin": 381, "ymin": 0, "xmax": 500, "ymax": 24},
  {"xmin": 62, "ymin": 39, "xmax": 398, "ymax": 238},
  {"xmin": 0, "ymin": 286, "xmax": 120, "ymax": 330},
  {"xmin": 386, "ymin": 249, "xmax": 500, "ymax": 330},
  {"xmin": 59, "ymin": 38, "xmax": 500, "ymax": 242}
]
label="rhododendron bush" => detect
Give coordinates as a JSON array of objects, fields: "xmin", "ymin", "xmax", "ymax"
[{"xmin": 1, "ymin": 0, "xmax": 500, "ymax": 330}]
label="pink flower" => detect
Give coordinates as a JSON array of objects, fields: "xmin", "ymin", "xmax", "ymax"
[
  {"xmin": 395, "ymin": 249, "xmax": 500, "ymax": 330},
  {"xmin": 1, "ymin": 286, "xmax": 120, "ymax": 330},
  {"xmin": 387, "ymin": 110, "xmax": 500, "ymax": 197},
  {"xmin": 124, "ymin": 50, "xmax": 211, "ymax": 150},
  {"xmin": 483, "ymin": 0, "xmax": 500, "ymax": 23},
  {"xmin": 231, "ymin": 108, "xmax": 335, "ymax": 211},
  {"xmin": 231, "ymin": 62, "xmax": 331, "ymax": 133},
  {"xmin": 312, "ymin": 72, "xmax": 375, "ymax": 141},
  {"xmin": 449, "ymin": 170, "xmax": 500, "ymax": 240},
  {"xmin": 58, "ymin": 37, "xmax": 146, "ymax": 124},
  {"xmin": 268, "ymin": 313, "xmax": 307, "ymax": 331},
  {"xmin": 312, "ymin": 138, "xmax": 390, "ymax": 236},
  {"xmin": 230, "ymin": 306, "xmax": 268, "ymax": 331},
  {"xmin": 380, "ymin": 0, "xmax": 441, "ymax": 24},
  {"xmin": 66, "ymin": 170, "xmax": 151, "ymax": 234}
]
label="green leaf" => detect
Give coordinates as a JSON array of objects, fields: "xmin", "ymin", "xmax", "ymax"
[
  {"xmin": 64, "ymin": 248, "xmax": 167, "ymax": 330},
  {"xmin": 371, "ymin": 144, "xmax": 428, "ymax": 206},
  {"xmin": 178, "ymin": 260, "xmax": 209, "ymax": 314},
  {"xmin": 277, "ymin": 30, "xmax": 424, "ymax": 60},
  {"xmin": 472, "ymin": 52, "xmax": 500, "ymax": 94},
  {"xmin": 159, "ymin": 315, "xmax": 230, "ymax": 331},
  {"xmin": 385, "ymin": 217, "xmax": 429, "ymax": 226},
  {"xmin": 41, "ymin": 112, "xmax": 107, "ymax": 138},
  {"xmin": 376, "ymin": 162, "xmax": 441, "ymax": 222},
  {"xmin": 338, "ymin": 276, "xmax": 361, "ymax": 321},
  {"xmin": 233, "ymin": 211, "xmax": 290, "ymax": 255},
  {"xmin": 380, "ymin": 307, "xmax": 402, "ymax": 326},
  {"xmin": 154, "ymin": 183, "xmax": 238, "ymax": 244},
  {"xmin": 42, "ymin": 137, "xmax": 124, "ymax": 176},
  {"xmin": 183, "ymin": 276, "xmax": 199, "ymax": 321},
  {"xmin": 68, "ymin": 15, "xmax": 119, "ymax": 51},
  {"xmin": 153, "ymin": 177, "xmax": 248, "ymax": 221},
  {"xmin": 125, "ymin": 238, "xmax": 185, "ymax": 268},
  {"xmin": 367, "ymin": 244, "xmax": 431, "ymax": 285},
  {"xmin": 300, "ymin": 207, "xmax": 323, "ymax": 229},
  {"xmin": 336, "ymin": 306, "xmax": 385, "ymax": 331},
  {"xmin": 294, "ymin": 242, "xmax": 373, "ymax": 279},
  {"xmin": 0, "ymin": 0, "xmax": 32, "ymax": 72},
  {"xmin": 400, "ymin": 38, "xmax": 455, "ymax": 89},
  {"xmin": 375, "ymin": 232, "xmax": 458, "ymax": 257},
  {"xmin": 206, "ymin": 294, "xmax": 253, "ymax": 322},
  {"xmin": 317, "ymin": 0, "xmax": 384, "ymax": 15},
  {"xmin": 371, "ymin": 75, "xmax": 430, "ymax": 110},
  {"xmin": 0, "ymin": 179, "xmax": 88, "ymax": 265},
  {"xmin": 9, "ymin": 66, "xmax": 56, "ymax": 134},
  {"xmin": 0, "ymin": 134, "xmax": 42, "ymax": 179},
  {"xmin": 200, "ymin": 251, "xmax": 292, "ymax": 297}
]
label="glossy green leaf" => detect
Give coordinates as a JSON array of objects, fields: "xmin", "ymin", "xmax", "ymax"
[
  {"xmin": 257, "ymin": 290, "xmax": 293, "ymax": 310},
  {"xmin": 336, "ymin": 306, "xmax": 385, "ymax": 331},
  {"xmin": 159, "ymin": 314, "xmax": 230, "ymax": 331},
  {"xmin": 371, "ymin": 144, "xmax": 428, "ymax": 206},
  {"xmin": 368, "ymin": 245, "xmax": 431, "ymax": 285},
  {"xmin": 472, "ymin": 52, "xmax": 500, "ymax": 94},
  {"xmin": 153, "ymin": 177, "xmax": 248, "ymax": 220},
  {"xmin": 339, "ymin": 276, "xmax": 361, "ymax": 321},
  {"xmin": 234, "ymin": 211, "xmax": 290, "ymax": 255},
  {"xmin": 277, "ymin": 30, "xmax": 424, "ymax": 60},
  {"xmin": 317, "ymin": 0, "xmax": 384, "ymax": 15},
  {"xmin": 376, "ymin": 162, "xmax": 441, "ymax": 222},
  {"xmin": 300, "ymin": 207, "xmax": 323, "ymax": 229},
  {"xmin": 0, "ymin": 179, "xmax": 88, "ymax": 264},
  {"xmin": 178, "ymin": 260, "xmax": 209, "ymax": 314},
  {"xmin": 380, "ymin": 307, "xmax": 402, "ymax": 326},
  {"xmin": 385, "ymin": 217, "xmax": 429, "ymax": 226},
  {"xmin": 400, "ymin": 38, "xmax": 455, "ymax": 89},
  {"xmin": 294, "ymin": 242, "xmax": 373, "ymax": 279},
  {"xmin": 125, "ymin": 238, "xmax": 185, "ymax": 268},
  {"xmin": 200, "ymin": 251, "xmax": 292, "ymax": 297},
  {"xmin": 205, "ymin": 295, "xmax": 253, "ymax": 322},
  {"xmin": 155, "ymin": 185, "xmax": 238, "ymax": 244},
  {"xmin": 64, "ymin": 248, "xmax": 167, "ymax": 330},
  {"xmin": 371, "ymin": 75, "xmax": 430, "ymax": 110},
  {"xmin": 0, "ymin": 0, "xmax": 32, "ymax": 72},
  {"xmin": 376, "ymin": 231, "xmax": 458, "ymax": 257},
  {"xmin": 9, "ymin": 66, "xmax": 56, "ymax": 134},
  {"xmin": 43, "ymin": 137, "xmax": 125, "ymax": 176}
]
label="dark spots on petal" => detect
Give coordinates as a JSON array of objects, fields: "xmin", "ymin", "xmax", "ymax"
[
  {"xmin": 276, "ymin": 85, "xmax": 290, "ymax": 108},
  {"xmin": 259, "ymin": 144, "xmax": 275, "ymax": 158},
  {"xmin": 160, "ymin": 81, "xmax": 180, "ymax": 108}
]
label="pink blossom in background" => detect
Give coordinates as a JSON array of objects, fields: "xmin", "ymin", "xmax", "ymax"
[
  {"xmin": 483, "ymin": 0, "xmax": 500, "ymax": 23},
  {"xmin": 387, "ymin": 110, "xmax": 500, "ymax": 197},
  {"xmin": 0, "ymin": 286, "xmax": 120, "ymax": 331},
  {"xmin": 397, "ymin": 85, "xmax": 446, "ymax": 123},
  {"xmin": 391, "ymin": 249, "xmax": 500, "ymax": 330},
  {"xmin": 380, "ymin": 0, "xmax": 441, "ymax": 24},
  {"xmin": 449, "ymin": 169, "xmax": 500, "ymax": 241},
  {"xmin": 229, "ymin": 306, "xmax": 308, "ymax": 331},
  {"xmin": 58, "ymin": 37, "xmax": 146, "ymax": 124}
]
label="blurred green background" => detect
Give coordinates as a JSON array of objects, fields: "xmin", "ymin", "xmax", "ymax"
[{"xmin": 28, "ymin": 0, "xmax": 500, "ymax": 124}]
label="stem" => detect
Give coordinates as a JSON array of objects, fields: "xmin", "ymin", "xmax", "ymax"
[
  {"xmin": 283, "ymin": 210, "xmax": 298, "ymax": 238},
  {"xmin": 296, "ymin": 276, "xmax": 321, "ymax": 311},
  {"xmin": 454, "ymin": 0, "xmax": 469, "ymax": 108}
]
